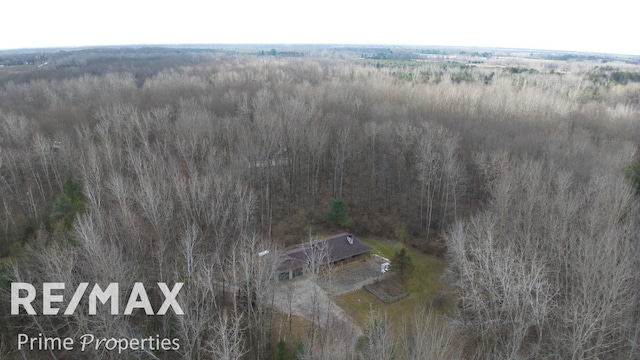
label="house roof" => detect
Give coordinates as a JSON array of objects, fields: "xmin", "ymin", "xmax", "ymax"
[{"xmin": 278, "ymin": 233, "xmax": 372, "ymax": 272}]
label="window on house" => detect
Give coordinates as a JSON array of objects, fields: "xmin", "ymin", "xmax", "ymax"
[{"xmin": 279, "ymin": 272, "xmax": 290, "ymax": 281}]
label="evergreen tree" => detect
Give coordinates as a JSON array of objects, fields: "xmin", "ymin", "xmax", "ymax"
[
  {"xmin": 50, "ymin": 173, "xmax": 84, "ymax": 230},
  {"xmin": 326, "ymin": 197, "xmax": 351, "ymax": 228},
  {"xmin": 391, "ymin": 248, "xmax": 414, "ymax": 283}
]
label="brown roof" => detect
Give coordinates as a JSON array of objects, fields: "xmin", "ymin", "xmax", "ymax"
[{"xmin": 278, "ymin": 233, "xmax": 372, "ymax": 272}]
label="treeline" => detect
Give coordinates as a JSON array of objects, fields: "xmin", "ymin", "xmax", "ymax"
[
  {"xmin": 0, "ymin": 49, "xmax": 639, "ymax": 359},
  {"xmin": 589, "ymin": 67, "xmax": 640, "ymax": 85},
  {"xmin": 0, "ymin": 47, "xmax": 221, "ymax": 87}
]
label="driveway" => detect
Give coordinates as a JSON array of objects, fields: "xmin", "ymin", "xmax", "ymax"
[{"xmin": 273, "ymin": 257, "xmax": 388, "ymax": 336}]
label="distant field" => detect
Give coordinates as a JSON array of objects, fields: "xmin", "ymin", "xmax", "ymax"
[
  {"xmin": 0, "ymin": 65, "xmax": 31, "ymax": 74},
  {"xmin": 335, "ymin": 238, "xmax": 449, "ymax": 328}
]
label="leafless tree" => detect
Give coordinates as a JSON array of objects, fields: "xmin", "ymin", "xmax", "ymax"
[
  {"xmin": 206, "ymin": 310, "xmax": 248, "ymax": 360},
  {"xmin": 447, "ymin": 159, "xmax": 640, "ymax": 359},
  {"xmin": 230, "ymin": 233, "xmax": 283, "ymax": 355},
  {"xmin": 400, "ymin": 307, "xmax": 462, "ymax": 360},
  {"xmin": 330, "ymin": 121, "xmax": 353, "ymax": 199},
  {"xmin": 358, "ymin": 312, "xmax": 396, "ymax": 360}
]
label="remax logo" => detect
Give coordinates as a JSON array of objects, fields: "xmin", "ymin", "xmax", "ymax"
[{"xmin": 11, "ymin": 282, "xmax": 184, "ymax": 315}]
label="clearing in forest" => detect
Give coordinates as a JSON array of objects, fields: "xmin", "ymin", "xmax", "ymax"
[{"xmin": 335, "ymin": 238, "xmax": 449, "ymax": 328}]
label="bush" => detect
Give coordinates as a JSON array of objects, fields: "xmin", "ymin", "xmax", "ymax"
[
  {"xmin": 625, "ymin": 160, "xmax": 640, "ymax": 195},
  {"xmin": 273, "ymin": 339, "xmax": 300, "ymax": 360},
  {"xmin": 9, "ymin": 241, "xmax": 24, "ymax": 258},
  {"xmin": 391, "ymin": 223, "xmax": 409, "ymax": 243}
]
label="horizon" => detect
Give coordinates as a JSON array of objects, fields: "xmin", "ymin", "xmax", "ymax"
[
  {"xmin": 2, "ymin": 0, "xmax": 637, "ymax": 56},
  {"xmin": 1, "ymin": 43, "xmax": 637, "ymax": 58}
]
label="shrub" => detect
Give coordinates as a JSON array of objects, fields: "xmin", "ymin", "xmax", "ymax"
[
  {"xmin": 391, "ymin": 223, "xmax": 409, "ymax": 243},
  {"xmin": 625, "ymin": 160, "xmax": 640, "ymax": 195}
]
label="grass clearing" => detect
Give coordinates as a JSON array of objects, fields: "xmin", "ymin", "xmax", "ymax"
[
  {"xmin": 335, "ymin": 237, "xmax": 450, "ymax": 328},
  {"xmin": 271, "ymin": 312, "xmax": 312, "ymax": 343}
]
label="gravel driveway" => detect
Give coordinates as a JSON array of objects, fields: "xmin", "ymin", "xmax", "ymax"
[
  {"xmin": 317, "ymin": 257, "xmax": 388, "ymax": 296},
  {"xmin": 273, "ymin": 256, "xmax": 388, "ymax": 335}
]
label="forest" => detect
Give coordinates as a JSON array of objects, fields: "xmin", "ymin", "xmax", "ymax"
[{"xmin": 1, "ymin": 46, "xmax": 640, "ymax": 359}]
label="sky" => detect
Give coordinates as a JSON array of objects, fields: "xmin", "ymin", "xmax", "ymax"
[{"xmin": 1, "ymin": 0, "xmax": 638, "ymax": 55}]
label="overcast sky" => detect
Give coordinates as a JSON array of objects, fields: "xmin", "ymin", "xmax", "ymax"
[{"xmin": 1, "ymin": 0, "xmax": 637, "ymax": 55}]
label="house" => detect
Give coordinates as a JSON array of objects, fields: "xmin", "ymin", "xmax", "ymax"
[{"xmin": 276, "ymin": 233, "xmax": 372, "ymax": 281}]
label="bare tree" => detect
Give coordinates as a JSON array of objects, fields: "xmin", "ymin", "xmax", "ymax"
[
  {"xmin": 231, "ymin": 234, "xmax": 283, "ymax": 355},
  {"xmin": 400, "ymin": 307, "xmax": 462, "ymax": 360},
  {"xmin": 447, "ymin": 215, "xmax": 554, "ymax": 358},
  {"xmin": 358, "ymin": 312, "xmax": 396, "ymax": 360},
  {"xmin": 330, "ymin": 121, "xmax": 353, "ymax": 199},
  {"xmin": 206, "ymin": 310, "xmax": 248, "ymax": 360},
  {"xmin": 301, "ymin": 234, "xmax": 331, "ymax": 352},
  {"xmin": 447, "ymin": 159, "xmax": 640, "ymax": 359}
]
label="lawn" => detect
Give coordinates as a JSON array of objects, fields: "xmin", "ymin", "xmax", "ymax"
[{"xmin": 335, "ymin": 237, "xmax": 450, "ymax": 328}]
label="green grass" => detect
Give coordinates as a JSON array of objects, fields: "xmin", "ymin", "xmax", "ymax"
[{"xmin": 335, "ymin": 238, "xmax": 450, "ymax": 328}]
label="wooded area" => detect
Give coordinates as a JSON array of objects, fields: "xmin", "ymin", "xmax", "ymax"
[{"xmin": 1, "ymin": 46, "xmax": 639, "ymax": 359}]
